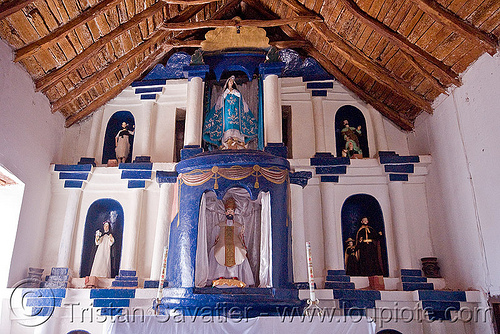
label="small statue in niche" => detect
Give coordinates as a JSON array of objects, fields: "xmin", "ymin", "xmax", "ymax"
[
  {"xmin": 203, "ymin": 75, "xmax": 258, "ymax": 150},
  {"xmin": 344, "ymin": 238, "xmax": 358, "ymax": 276},
  {"xmin": 355, "ymin": 217, "xmax": 383, "ymax": 276},
  {"xmin": 208, "ymin": 198, "xmax": 254, "ymax": 287},
  {"xmin": 90, "ymin": 211, "xmax": 117, "ymax": 278},
  {"xmin": 115, "ymin": 122, "xmax": 134, "ymax": 163},
  {"xmin": 341, "ymin": 119, "xmax": 363, "ymax": 158}
]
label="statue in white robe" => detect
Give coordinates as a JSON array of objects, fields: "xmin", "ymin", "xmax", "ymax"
[
  {"xmin": 90, "ymin": 212, "xmax": 116, "ymax": 277},
  {"xmin": 208, "ymin": 198, "xmax": 255, "ymax": 286}
]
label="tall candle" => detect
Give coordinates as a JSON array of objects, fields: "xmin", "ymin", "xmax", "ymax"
[
  {"xmin": 156, "ymin": 246, "xmax": 168, "ymax": 302},
  {"xmin": 306, "ymin": 241, "xmax": 317, "ymax": 302}
]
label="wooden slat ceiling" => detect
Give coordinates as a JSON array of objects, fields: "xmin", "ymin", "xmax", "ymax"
[{"xmin": 0, "ymin": 0, "xmax": 498, "ymax": 130}]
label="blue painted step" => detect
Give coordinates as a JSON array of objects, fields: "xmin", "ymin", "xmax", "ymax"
[
  {"xmin": 100, "ymin": 308, "xmax": 123, "ymax": 316},
  {"xmin": 326, "ymin": 275, "xmax": 350, "ymax": 282},
  {"xmin": 327, "ymin": 270, "xmax": 346, "ymax": 276},
  {"xmin": 400, "ymin": 269, "xmax": 422, "ymax": 276},
  {"xmin": 90, "ymin": 289, "xmax": 135, "ymax": 299},
  {"xmin": 23, "ymin": 288, "xmax": 66, "ymax": 298},
  {"xmin": 93, "ymin": 298, "xmax": 130, "ymax": 308},
  {"xmin": 31, "ymin": 307, "xmax": 55, "ymax": 317},
  {"xmin": 402, "ymin": 282, "xmax": 434, "ymax": 291},
  {"xmin": 112, "ymin": 280, "xmax": 138, "ymax": 287},
  {"xmin": 324, "ymin": 282, "xmax": 355, "ymax": 290},
  {"xmin": 333, "ymin": 289, "xmax": 381, "ymax": 300},
  {"xmin": 27, "ymin": 298, "xmax": 63, "ymax": 307},
  {"xmin": 402, "ymin": 276, "xmax": 427, "ymax": 282},
  {"xmin": 418, "ymin": 290, "xmax": 466, "ymax": 302}
]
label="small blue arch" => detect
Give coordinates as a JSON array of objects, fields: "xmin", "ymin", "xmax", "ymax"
[
  {"xmin": 341, "ymin": 194, "xmax": 388, "ymax": 276},
  {"xmin": 80, "ymin": 199, "xmax": 124, "ymax": 278},
  {"xmin": 102, "ymin": 111, "xmax": 135, "ymax": 164}
]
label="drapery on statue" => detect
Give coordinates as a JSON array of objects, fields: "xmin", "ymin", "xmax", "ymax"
[
  {"xmin": 90, "ymin": 211, "xmax": 117, "ymax": 278},
  {"xmin": 203, "ymin": 76, "xmax": 258, "ymax": 150},
  {"xmin": 208, "ymin": 197, "xmax": 255, "ymax": 287},
  {"xmin": 115, "ymin": 122, "xmax": 135, "ymax": 163},
  {"xmin": 341, "ymin": 119, "xmax": 363, "ymax": 158},
  {"xmin": 355, "ymin": 217, "xmax": 383, "ymax": 276}
]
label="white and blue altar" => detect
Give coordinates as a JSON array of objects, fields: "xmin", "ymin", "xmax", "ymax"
[{"xmin": 13, "ymin": 26, "xmax": 482, "ymax": 334}]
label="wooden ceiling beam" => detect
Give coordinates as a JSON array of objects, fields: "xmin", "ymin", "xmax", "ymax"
[
  {"xmin": 61, "ymin": 0, "xmax": 243, "ymax": 123},
  {"xmin": 64, "ymin": 44, "xmax": 174, "ymax": 127},
  {"xmin": 245, "ymin": 0, "xmax": 417, "ymax": 129},
  {"xmin": 0, "ymin": 0, "xmax": 37, "ymax": 21},
  {"xmin": 15, "ymin": 0, "xmax": 128, "ymax": 62},
  {"xmin": 162, "ymin": 16, "xmax": 321, "ymax": 30},
  {"xmin": 161, "ymin": 0, "xmax": 220, "ymax": 4},
  {"xmin": 411, "ymin": 0, "xmax": 498, "ymax": 55},
  {"xmin": 337, "ymin": 0, "xmax": 459, "ymax": 88},
  {"xmin": 270, "ymin": 39, "xmax": 310, "ymax": 49},
  {"xmin": 306, "ymin": 46, "xmax": 414, "ymax": 131},
  {"xmin": 36, "ymin": 3, "xmax": 206, "ymax": 93},
  {"xmin": 52, "ymin": 29, "xmax": 167, "ymax": 112},
  {"xmin": 309, "ymin": 22, "xmax": 432, "ymax": 113}
]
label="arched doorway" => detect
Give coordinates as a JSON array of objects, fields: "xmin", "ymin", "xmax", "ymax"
[
  {"xmin": 80, "ymin": 199, "xmax": 124, "ymax": 278},
  {"xmin": 341, "ymin": 194, "xmax": 388, "ymax": 276},
  {"xmin": 335, "ymin": 105, "xmax": 369, "ymax": 158},
  {"xmin": 102, "ymin": 111, "xmax": 135, "ymax": 164}
]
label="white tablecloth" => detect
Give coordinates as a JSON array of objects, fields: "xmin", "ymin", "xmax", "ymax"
[{"xmin": 105, "ymin": 315, "xmax": 376, "ymax": 334}]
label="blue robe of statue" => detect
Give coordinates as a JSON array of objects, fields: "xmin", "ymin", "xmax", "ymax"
[{"xmin": 203, "ymin": 88, "xmax": 258, "ymax": 147}]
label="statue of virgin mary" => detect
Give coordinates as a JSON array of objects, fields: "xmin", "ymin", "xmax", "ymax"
[{"xmin": 203, "ymin": 76, "xmax": 258, "ymax": 149}]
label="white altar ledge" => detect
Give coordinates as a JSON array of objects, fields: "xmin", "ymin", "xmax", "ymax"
[{"xmin": 104, "ymin": 315, "xmax": 376, "ymax": 334}]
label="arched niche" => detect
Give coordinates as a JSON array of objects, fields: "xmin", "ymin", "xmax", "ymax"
[
  {"xmin": 341, "ymin": 194, "xmax": 388, "ymax": 276},
  {"xmin": 67, "ymin": 331, "xmax": 90, "ymax": 334},
  {"xmin": 195, "ymin": 188, "xmax": 266, "ymax": 288},
  {"xmin": 102, "ymin": 110, "xmax": 135, "ymax": 164},
  {"xmin": 80, "ymin": 198, "xmax": 124, "ymax": 278},
  {"xmin": 334, "ymin": 105, "xmax": 369, "ymax": 158}
]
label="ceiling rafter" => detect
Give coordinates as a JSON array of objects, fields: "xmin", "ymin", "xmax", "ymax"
[
  {"xmin": 336, "ymin": 0, "xmax": 459, "ymax": 88},
  {"xmin": 275, "ymin": 0, "xmax": 434, "ymax": 112},
  {"xmin": 410, "ymin": 0, "xmax": 498, "ymax": 55},
  {"xmin": 64, "ymin": 43, "xmax": 175, "ymax": 127},
  {"xmin": 14, "ymin": 0, "xmax": 131, "ymax": 62},
  {"xmin": 161, "ymin": 0, "xmax": 220, "ymax": 4},
  {"xmin": 162, "ymin": 16, "xmax": 321, "ymax": 30},
  {"xmin": 35, "ymin": 1, "xmax": 169, "ymax": 92},
  {"xmin": 309, "ymin": 22, "xmax": 432, "ymax": 113},
  {"xmin": 0, "ymin": 0, "xmax": 37, "ymax": 21},
  {"xmin": 62, "ymin": 0, "xmax": 243, "ymax": 125},
  {"xmin": 244, "ymin": 0, "xmax": 414, "ymax": 130}
]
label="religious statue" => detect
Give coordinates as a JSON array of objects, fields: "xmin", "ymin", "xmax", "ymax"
[
  {"xmin": 203, "ymin": 75, "xmax": 258, "ymax": 150},
  {"xmin": 208, "ymin": 198, "xmax": 254, "ymax": 287},
  {"xmin": 344, "ymin": 237, "xmax": 358, "ymax": 276},
  {"xmin": 355, "ymin": 217, "xmax": 383, "ymax": 276},
  {"xmin": 341, "ymin": 119, "xmax": 362, "ymax": 158},
  {"xmin": 90, "ymin": 211, "xmax": 116, "ymax": 278},
  {"xmin": 115, "ymin": 122, "xmax": 134, "ymax": 163}
]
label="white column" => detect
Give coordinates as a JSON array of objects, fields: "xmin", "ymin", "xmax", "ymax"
[
  {"xmin": 320, "ymin": 182, "xmax": 343, "ymax": 270},
  {"xmin": 388, "ymin": 181, "xmax": 413, "ymax": 270},
  {"xmin": 86, "ymin": 107, "xmax": 104, "ymax": 158},
  {"xmin": 150, "ymin": 183, "xmax": 175, "ymax": 279},
  {"xmin": 311, "ymin": 96, "xmax": 326, "ymax": 152},
  {"xmin": 137, "ymin": 101, "xmax": 154, "ymax": 157},
  {"xmin": 56, "ymin": 189, "xmax": 82, "ymax": 268},
  {"xmin": 184, "ymin": 76, "xmax": 204, "ymax": 146},
  {"xmin": 303, "ymin": 179, "xmax": 326, "ymax": 286},
  {"xmin": 120, "ymin": 189, "xmax": 144, "ymax": 270},
  {"xmin": 368, "ymin": 106, "xmax": 389, "ymax": 152},
  {"xmin": 263, "ymin": 74, "xmax": 282, "ymax": 144},
  {"xmin": 290, "ymin": 184, "xmax": 308, "ymax": 282}
]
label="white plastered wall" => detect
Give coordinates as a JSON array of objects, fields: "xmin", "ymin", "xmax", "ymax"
[
  {"xmin": 410, "ymin": 52, "xmax": 500, "ymax": 334},
  {"xmin": 0, "ymin": 39, "xmax": 65, "ymax": 286}
]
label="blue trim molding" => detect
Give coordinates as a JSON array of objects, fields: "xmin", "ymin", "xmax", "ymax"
[
  {"xmin": 183, "ymin": 65, "xmax": 210, "ymax": 80},
  {"xmin": 258, "ymin": 62, "xmax": 285, "ymax": 79},
  {"xmin": 289, "ymin": 171, "xmax": 312, "ymax": 188},
  {"xmin": 156, "ymin": 171, "xmax": 178, "ymax": 184}
]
